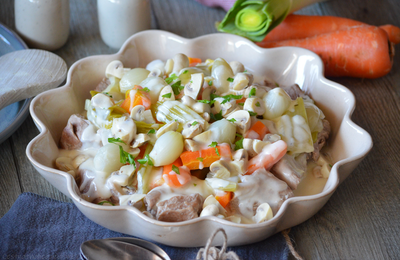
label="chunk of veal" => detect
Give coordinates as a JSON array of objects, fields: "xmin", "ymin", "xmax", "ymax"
[
  {"xmin": 310, "ymin": 119, "xmax": 331, "ymax": 161},
  {"xmin": 228, "ymin": 168, "xmax": 293, "ymax": 219},
  {"xmin": 59, "ymin": 114, "xmax": 89, "ymax": 150},
  {"xmin": 145, "ymin": 192, "xmax": 204, "ymax": 222}
]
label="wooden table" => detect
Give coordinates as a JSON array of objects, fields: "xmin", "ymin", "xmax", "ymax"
[{"xmin": 1, "ymin": 0, "xmax": 400, "ymax": 259}]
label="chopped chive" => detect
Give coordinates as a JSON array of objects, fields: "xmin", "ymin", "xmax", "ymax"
[
  {"xmin": 228, "ymin": 118, "xmax": 236, "ymax": 123},
  {"xmin": 256, "ymin": 102, "xmax": 260, "ymax": 107},
  {"xmin": 142, "ymin": 87, "xmax": 150, "ymax": 92},
  {"xmin": 183, "ymin": 70, "xmax": 189, "ymax": 74},
  {"xmin": 165, "ymin": 74, "xmax": 178, "ymax": 84},
  {"xmin": 227, "ymin": 77, "xmax": 234, "ymax": 82},
  {"xmin": 137, "ymin": 154, "xmax": 154, "ymax": 166},
  {"xmin": 108, "ymin": 137, "xmax": 126, "ymax": 144},
  {"xmin": 208, "ymin": 80, "xmax": 213, "ymax": 86},
  {"xmin": 248, "ymin": 111, "xmax": 257, "ymax": 116},
  {"xmin": 235, "ymin": 133, "xmax": 244, "ymax": 150},
  {"xmin": 209, "ymin": 142, "xmax": 220, "ymax": 156},
  {"xmin": 162, "ymin": 93, "xmax": 172, "ymax": 98},
  {"xmin": 197, "ymin": 157, "xmax": 204, "ymax": 162},
  {"xmin": 191, "ymin": 121, "xmax": 199, "ymax": 126},
  {"xmin": 238, "ymin": 102, "xmax": 244, "ymax": 106},
  {"xmin": 172, "ymin": 165, "xmax": 180, "ymax": 175},
  {"xmin": 147, "ymin": 129, "xmax": 156, "ymax": 134},
  {"xmin": 193, "ymin": 183, "xmax": 197, "ymax": 187},
  {"xmin": 249, "ymin": 88, "xmax": 256, "ymax": 97}
]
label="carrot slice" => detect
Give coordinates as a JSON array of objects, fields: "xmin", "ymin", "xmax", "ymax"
[
  {"xmin": 245, "ymin": 121, "xmax": 269, "ymax": 140},
  {"xmin": 163, "ymin": 165, "xmax": 191, "ymax": 187},
  {"xmin": 163, "ymin": 158, "xmax": 183, "ymax": 176},
  {"xmin": 215, "ymin": 191, "xmax": 233, "ymax": 208},
  {"xmin": 180, "ymin": 143, "xmax": 232, "ymax": 170},
  {"xmin": 188, "ymin": 57, "xmax": 202, "ymax": 67},
  {"xmin": 120, "ymin": 85, "xmax": 151, "ymax": 112},
  {"xmin": 257, "ymin": 26, "xmax": 393, "ymax": 79}
]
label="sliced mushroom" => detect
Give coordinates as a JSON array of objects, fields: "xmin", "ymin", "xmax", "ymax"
[
  {"xmin": 164, "ymin": 59, "xmax": 174, "ymax": 75},
  {"xmin": 201, "ymin": 85, "xmax": 218, "ymax": 100},
  {"xmin": 200, "ymin": 204, "xmax": 220, "ymax": 217},
  {"xmin": 111, "ymin": 116, "xmax": 136, "ymax": 144},
  {"xmin": 71, "ymin": 154, "xmax": 90, "ymax": 169},
  {"xmin": 263, "ymin": 133, "xmax": 281, "ymax": 143},
  {"xmin": 146, "ymin": 59, "xmax": 165, "ymax": 78},
  {"xmin": 244, "ymin": 85, "xmax": 267, "ymax": 99},
  {"xmin": 201, "ymin": 112, "xmax": 210, "ymax": 122},
  {"xmin": 182, "ymin": 120, "xmax": 203, "ymax": 139},
  {"xmin": 230, "ymin": 73, "xmax": 250, "ymax": 90},
  {"xmin": 105, "ymin": 60, "xmax": 130, "ymax": 79},
  {"xmin": 232, "ymin": 149, "xmax": 248, "ymax": 162},
  {"xmin": 158, "ymin": 85, "xmax": 175, "ymax": 102},
  {"xmin": 184, "ymin": 139, "xmax": 202, "ymax": 152},
  {"xmin": 184, "ymin": 73, "xmax": 204, "ymax": 99},
  {"xmin": 148, "ymin": 68, "xmax": 163, "ymax": 78},
  {"xmin": 55, "ymin": 157, "xmax": 75, "ymax": 172},
  {"xmin": 209, "ymin": 160, "xmax": 231, "ymax": 179},
  {"xmin": 211, "ymin": 97, "xmax": 237, "ymax": 117},
  {"xmin": 181, "ymin": 95, "xmax": 211, "ymax": 114},
  {"xmin": 226, "ymin": 110, "xmax": 251, "ymax": 134},
  {"xmin": 229, "ymin": 61, "xmax": 245, "ymax": 75},
  {"xmin": 172, "ymin": 53, "xmax": 189, "ymax": 74},
  {"xmin": 252, "ymin": 203, "xmax": 274, "ymax": 223},
  {"xmin": 131, "ymin": 133, "xmax": 150, "ymax": 148},
  {"xmin": 203, "ymin": 195, "xmax": 227, "ymax": 216},
  {"xmin": 242, "ymin": 138, "xmax": 270, "ymax": 157},
  {"xmin": 156, "ymin": 121, "xmax": 178, "ymax": 138},
  {"xmin": 128, "ymin": 147, "xmax": 141, "ymax": 158},
  {"xmin": 130, "ymin": 105, "xmax": 155, "ymax": 124},
  {"xmin": 243, "ymin": 97, "xmax": 265, "ymax": 115}
]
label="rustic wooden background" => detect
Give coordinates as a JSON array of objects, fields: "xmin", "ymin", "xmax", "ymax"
[{"xmin": 1, "ymin": 0, "xmax": 400, "ymax": 259}]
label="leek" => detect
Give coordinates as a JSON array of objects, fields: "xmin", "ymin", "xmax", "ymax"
[{"xmin": 217, "ymin": 0, "xmax": 325, "ymax": 42}]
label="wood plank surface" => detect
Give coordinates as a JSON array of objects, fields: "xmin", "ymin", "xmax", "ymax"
[{"xmin": 1, "ymin": 0, "xmax": 400, "ymax": 259}]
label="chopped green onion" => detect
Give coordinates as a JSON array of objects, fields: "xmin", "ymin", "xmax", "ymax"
[
  {"xmin": 235, "ymin": 133, "xmax": 244, "ymax": 150},
  {"xmin": 228, "ymin": 118, "xmax": 236, "ymax": 123},
  {"xmin": 249, "ymin": 88, "xmax": 256, "ymax": 97},
  {"xmin": 238, "ymin": 102, "xmax": 244, "ymax": 106},
  {"xmin": 209, "ymin": 142, "xmax": 220, "ymax": 156},
  {"xmin": 162, "ymin": 93, "xmax": 172, "ymax": 98},
  {"xmin": 227, "ymin": 77, "xmax": 234, "ymax": 82},
  {"xmin": 198, "ymin": 99, "xmax": 216, "ymax": 105},
  {"xmin": 256, "ymin": 102, "xmax": 261, "ymax": 107},
  {"xmin": 183, "ymin": 70, "xmax": 189, "ymax": 74},
  {"xmin": 220, "ymin": 94, "xmax": 243, "ymax": 104},
  {"xmin": 171, "ymin": 80, "xmax": 184, "ymax": 95},
  {"xmin": 165, "ymin": 74, "xmax": 178, "ymax": 84},
  {"xmin": 210, "ymin": 110, "xmax": 223, "ymax": 121},
  {"xmin": 142, "ymin": 87, "xmax": 150, "ymax": 92},
  {"xmin": 248, "ymin": 111, "xmax": 257, "ymax": 116},
  {"xmin": 98, "ymin": 201, "xmax": 115, "ymax": 206},
  {"xmin": 108, "ymin": 137, "xmax": 126, "ymax": 144},
  {"xmin": 192, "ymin": 121, "xmax": 199, "ymax": 126},
  {"xmin": 275, "ymin": 82, "xmax": 280, "ymax": 87},
  {"xmin": 193, "ymin": 183, "xmax": 197, "ymax": 187},
  {"xmin": 138, "ymin": 154, "xmax": 154, "ymax": 166},
  {"xmin": 148, "ymin": 129, "xmax": 156, "ymax": 134},
  {"xmin": 208, "ymin": 80, "xmax": 213, "ymax": 86},
  {"xmin": 172, "ymin": 165, "xmax": 180, "ymax": 175},
  {"xmin": 197, "ymin": 157, "xmax": 204, "ymax": 162}
]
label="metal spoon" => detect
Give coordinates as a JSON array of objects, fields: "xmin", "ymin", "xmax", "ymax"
[
  {"xmin": 107, "ymin": 237, "xmax": 171, "ymax": 260},
  {"xmin": 81, "ymin": 239, "xmax": 165, "ymax": 260},
  {"xmin": 0, "ymin": 49, "xmax": 67, "ymax": 110}
]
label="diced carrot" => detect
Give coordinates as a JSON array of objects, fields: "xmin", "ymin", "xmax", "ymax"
[
  {"xmin": 163, "ymin": 158, "xmax": 183, "ymax": 176},
  {"xmin": 235, "ymin": 97, "xmax": 246, "ymax": 104},
  {"xmin": 120, "ymin": 85, "xmax": 151, "ymax": 112},
  {"xmin": 136, "ymin": 143, "xmax": 148, "ymax": 159},
  {"xmin": 215, "ymin": 191, "xmax": 233, "ymax": 208},
  {"xmin": 188, "ymin": 57, "xmax": 202, "ymax": 67},
  {"xmin": 245, "ymin": 121, "xmax": 269, "ymax": 140},
  {"xmin": 180, "ymin": 143, "xmax": 232, "ymax": 170},
  {"xmin": 246, "ymin": 140, "xmax": 287, "ymax": 175},
  {"xmin": 163, "ymin": 165, "xmax": 191, "ymax": 187},
  {"xmin": 257, "ymin": 26, "xmax": 393, "ymax": 79}
]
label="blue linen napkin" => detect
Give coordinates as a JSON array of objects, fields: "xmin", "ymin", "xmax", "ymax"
[{"xmin": 0, "ymin": 193, "xmax": 289, "ymax": 260}]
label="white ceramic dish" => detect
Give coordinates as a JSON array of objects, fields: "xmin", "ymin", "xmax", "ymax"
[{"xmin": 26, "ymin": 30, "xmax": 372, "ymax": 247}]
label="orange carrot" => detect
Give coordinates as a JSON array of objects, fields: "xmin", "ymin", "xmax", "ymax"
[
  {"xmin": 215, "ymin": 191, "xmax": 233, "ymax": 208},
  {"xmin": 246, "ymin": 140, "xmax": 287, "ymax": 175},
  {"xmin": 257, "ymin": 25, "xmax": 393, "ymax": 79},
  {"xmin": 188, "ymin": 57, "xmax": 202, "ymax": 67},
  {"xmin": 163, "ymin": 165, "xmax": 191, "ymax": 187},
  {"xmin": 235, "ymin": 97, "xmax": 246, "ymax": 104},
  {"xmin": 163, "ymin": 158, "xmax": 183, "ymax": 176},
  {"xmin": 180, "ymin": 143, "xmax": 232, "ymax": 170},
  {"xmin": 245, "ymin": 121, "xmax": 269, "ymax": 140},
  {"xmin": 380, "ymin": 24, "xmax": 400, "ymax": 44},
  {"xmin": 262, "ymin": 14, "xmax": 400, "ymax": 44},
  {"xmin": 120, "ymin": 85, "xmax": 151, "ymax": 112}
]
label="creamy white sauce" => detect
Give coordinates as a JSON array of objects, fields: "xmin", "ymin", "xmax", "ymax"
[{"xmin": 294, "ymin": 162, "xmax": 328, "ymax": 196}]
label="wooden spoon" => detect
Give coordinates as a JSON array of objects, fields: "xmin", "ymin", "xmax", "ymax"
[{"xmin": 0, "ymin": 49, "xmax": 67, "ymax": 110}]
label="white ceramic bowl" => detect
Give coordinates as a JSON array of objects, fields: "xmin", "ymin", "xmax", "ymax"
[{"xmin": 26, "ymin": 30, "xmax": 372, "ymax": 247}]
